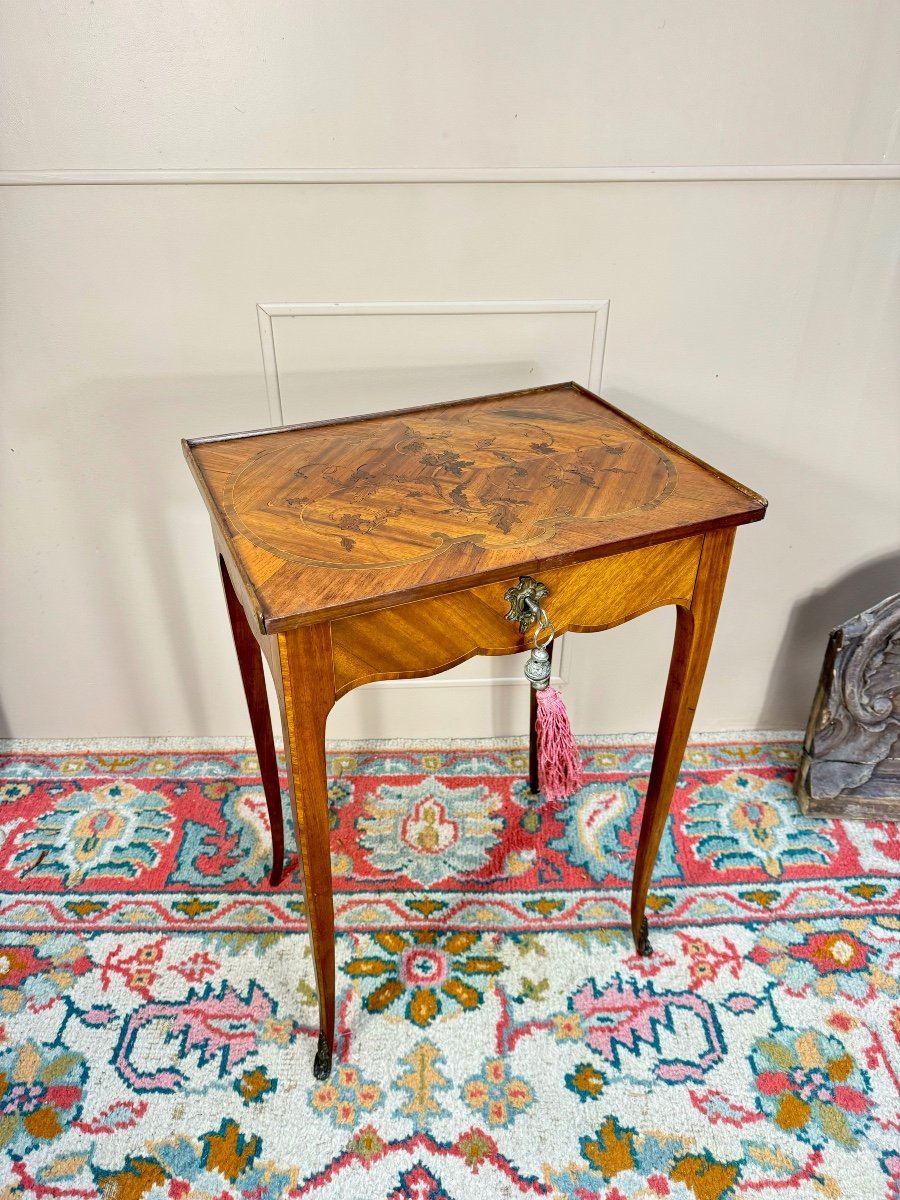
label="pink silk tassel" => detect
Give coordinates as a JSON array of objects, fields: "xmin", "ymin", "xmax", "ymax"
[{"xmin": 535, "ymin": 685, "xmax": 583, "ymax": 802}]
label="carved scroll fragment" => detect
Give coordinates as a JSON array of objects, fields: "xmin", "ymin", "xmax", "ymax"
[{"xmin": 796, "ymin": 592, "xmax": 900, "ymax": 819}]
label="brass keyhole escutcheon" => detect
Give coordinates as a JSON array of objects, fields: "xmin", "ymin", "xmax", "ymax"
[{"xmin": 503, "ymin": 576, "xmax": 550, "ymax": 634}]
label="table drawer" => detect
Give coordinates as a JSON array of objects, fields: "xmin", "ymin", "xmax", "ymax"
[{"xmin": 330, "ymin": 534, "xmax": 703, "ymax": 698}]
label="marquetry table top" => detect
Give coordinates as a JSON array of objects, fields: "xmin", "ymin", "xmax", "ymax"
[{"xmin": 184, "ymin": 383, "xmax": 766, "ymax": 631}]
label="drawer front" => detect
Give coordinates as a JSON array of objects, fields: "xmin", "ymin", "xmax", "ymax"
[{"xmin": 331, "ymin": 535, "xmax": 703, "ymax": 698}]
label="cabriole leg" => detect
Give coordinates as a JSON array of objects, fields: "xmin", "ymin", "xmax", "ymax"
[
  {"xmin": 630, "ymin": 529, "xmax": 735, "ymax": 954},
  {"xmin": 219, "ymin": 558, "xmax": 285, "ymax": 887},
  {"xmin": 275, "ymin": 623, "xmax": 337, "ymax": 1079}
]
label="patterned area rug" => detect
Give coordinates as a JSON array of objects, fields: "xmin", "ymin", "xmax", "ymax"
[{"xmin": 1, "ymin": 739, "xmax": 898, "ymax": 1199}]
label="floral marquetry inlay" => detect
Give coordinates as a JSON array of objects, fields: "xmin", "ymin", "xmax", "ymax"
[
  {"xmin": 186, "ymin": 383, "xmax": 766, "ymax": 628},
  {"xmin": 225, "ymin": 401, "xmax": 676, "ymax": 569}
]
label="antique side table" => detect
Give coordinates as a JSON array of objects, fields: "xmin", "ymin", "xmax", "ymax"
[{"xmin": 183, "ymin": 382, "xmax": 766, "ymax": 1079}]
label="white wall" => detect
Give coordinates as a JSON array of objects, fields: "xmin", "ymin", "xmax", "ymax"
[{"xmin": 1, "ymin": 1, "xmax": 898, "ymax": 741}]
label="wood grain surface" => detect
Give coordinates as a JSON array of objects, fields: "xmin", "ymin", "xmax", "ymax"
[
  {"xmin": 331, "ymin": 536, "xmax": 703, "ymax": 698},
  {"xmin": 629, "ymin": 527, "xmax": 736, "ymax": 953},
  {"xmin": 184, "ymin": 383, "xmax": 765, "ymax": 632}
]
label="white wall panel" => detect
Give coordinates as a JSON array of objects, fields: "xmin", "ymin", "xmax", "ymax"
[
  {"xmin": 259, "ymin": 302, "xmax": 604, "ymax": 715},
  {"xmin": 1, "ymin": 1, "xmax": 898, "ymax": 171},
  {"xmin": 270, "ymin": 309, "xmax": 600, "ymax": 424},
  {"xmin": 1, "ymin": 180, "xmax": 897, "ymax": 739}
]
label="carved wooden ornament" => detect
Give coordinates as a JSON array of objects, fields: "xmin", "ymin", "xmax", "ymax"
[{"xmin": 796, "ymin": 592, "xmax": 900, "ymax": 819}]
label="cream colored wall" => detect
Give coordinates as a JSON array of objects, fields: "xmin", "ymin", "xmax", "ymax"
[
  {"xmin": 3, "ymin": 1, "xmax": 900, "ymax": 169},
  {"xmin": 1, "ymin": 2, "xmax": 898, "ymax": 741}
]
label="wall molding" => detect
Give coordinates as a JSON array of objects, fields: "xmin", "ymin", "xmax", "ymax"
[
  {"xmin": 257, "ymin": 297, "xmax": 604, "ymax": 692},
  {"xmin": 257, "ymin": 298, "xmax": 609, "ymax": 425},
  {"xmin": 1, "ymin": 165, "xmax": 898, "ymax": 186}
]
